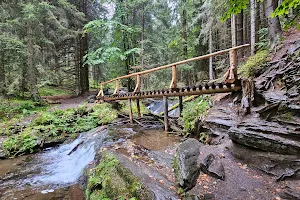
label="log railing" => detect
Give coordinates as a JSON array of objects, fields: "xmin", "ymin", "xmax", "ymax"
[{"xmin": 97, "ymin": 44, "xmax": 250, "ymax": 98}]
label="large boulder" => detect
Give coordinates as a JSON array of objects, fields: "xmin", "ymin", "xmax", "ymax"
[{"xmin": 174, "ymin": 138, "xmax": 202, "ymax": 191}]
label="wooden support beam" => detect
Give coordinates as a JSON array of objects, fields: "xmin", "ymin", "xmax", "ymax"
[
  {"xmin": 163, "ymin": 96, "xmax": 169, "ymax": 132},
  {"xmin": 113, "ymin": 79, "xmax": 119, "ymax": 95},
  {"xmin": 169, "ymin": 65, "xmax": 177, "ymax": 89},
  {"xmin": 97, "ymin": 84, "xmax": 104, "ymax": 97},
  {"xmin": 134, "ymin": 74, "xmax": 141, "ymax": 93},
  {"xmin": 227, "ymin": 49, "xmax": 238, "ymax": 83},
  {"xmin": 179, "ymin": 96, "xmax": 183, "ymax": 117},
  {"xmin": 128, "ymin": 99, "xmax": 133, "ymax": 124},
  {"xmin": 136, "ymin": 99, "xmax": 141, "ymax": 117}
]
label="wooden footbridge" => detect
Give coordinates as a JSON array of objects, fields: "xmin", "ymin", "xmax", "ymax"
[{"xmin": 97, "ymin": 44, "xmax": 250, "ymax": 131}]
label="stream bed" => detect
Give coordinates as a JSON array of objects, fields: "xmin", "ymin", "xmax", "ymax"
[{"xmin": 0, "ymin": 125, "xmax": 180, "ymax": 200}]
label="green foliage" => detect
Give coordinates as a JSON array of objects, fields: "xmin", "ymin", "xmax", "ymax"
[
  {"xmin": 2, "ymin": 129, "xmax": 38, "ymax": 156},
  {"xmin": 220, "ymin": 0, "xmax": 249, "ymax": 22},
  {"xmin": 38, "ymin": 87, "xmax": 73, "ymax": 96},
  {"xmin": 271, "ymin": 0, "xmax": 300, "ymax": 30},
  {"xmin": 120, "ymin": 101, "xmax": 150, "ymax": 117},
  {"xmin": 181, "ymin": 96, "xmax": 210, "ymax": 132},
  {"xmin": 0, "ymin": 99, "xmax": 46, "ymax": 121},
  {"xmin": 85, "ymin": 153, "xmax": 145, "ymax": 200},
  {"xmin": 238, "ymin": 50, "xmax": 268, "ymax": 78},
  {"xmin": 256, "ymin": 28, "xmax": 269, "ymax": 50},
  {"xmin": 2, "ymin": 103, "xmax": 117, "ymax": 156}
]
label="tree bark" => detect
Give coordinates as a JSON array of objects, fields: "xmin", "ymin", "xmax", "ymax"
[
  {"xmin": 264, "ymin": 0, "xmax": 282, "ymax": 51},
  {"xmin": 231, "ymin": 14, "xmax": 236, "ymax": 47},
  {"xmin": 0, "ymin": 51, "xmax": 6, "ymax": 98},
  {"xmin": 27, "ymin": 20, "xmax": 40, "ymax": 102},
  {"xmin": 250, "ymin": 0, "xmax": 256, "ymax": 55},
  {"xmin": 209, "ymin": 28, "xmax": 214, "ymax": 80},
  {"xmin": 236, "ymin": 12, "xmax": 244, "ymax": 57}
]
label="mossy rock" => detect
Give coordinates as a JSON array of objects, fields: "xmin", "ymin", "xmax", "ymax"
[{"xmin": 86, "ymin": 152, "xmax": 151, "ymax": 200}]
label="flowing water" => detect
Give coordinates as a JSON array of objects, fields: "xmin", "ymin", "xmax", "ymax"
[
  {"xmin": 147, "ymin": 99, "xmax": 180, "ymax": 117},
  {"xmin": 0, "ymin": 127, "xmax": 112, "ymax": 200},
  {"xmin": 0, "ymin": 100, "xmax": 178, "ymax": 200}
]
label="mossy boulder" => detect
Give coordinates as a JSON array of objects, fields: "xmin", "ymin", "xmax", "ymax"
[
  {"xmin": 174, "ymin": 139, "xmax": 202, "ymax": 191},
  {"xmin": 85, "ymin": 152, "xmax": 151, "ymax": 200}
]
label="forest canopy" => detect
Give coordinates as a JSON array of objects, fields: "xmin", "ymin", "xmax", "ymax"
[{"xmin": 0, "ymin": 0, "xmax": 299, "ymax": 101}]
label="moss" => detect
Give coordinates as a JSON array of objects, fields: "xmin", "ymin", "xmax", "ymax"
[
  {"xmin": 85, "ymin": 153, "xmax": 149, "ymax": 200},
  {"xmin": 238, "ymin": 50, "xmax": 269, "ymax": 78},
  {"xmin": 38, "ymin": 86, "xmax": 73, "ymax": 96}
]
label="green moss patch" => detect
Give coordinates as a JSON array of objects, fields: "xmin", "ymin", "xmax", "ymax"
[
  {"xmin": 39, "ymin": 86, "xmax": 73, "ymax": 96},
  {"xmin": 85, "ymin": 153, "xmax": 149, "ymax": 200},
  {"xmin": 238, "ymin": 50, "xmax": 269, "ymax": 78}
]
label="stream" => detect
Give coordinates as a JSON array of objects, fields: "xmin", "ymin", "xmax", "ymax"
[{"xmin": 0, "ymin": 100, "xmax": 179, "ymax": 200}]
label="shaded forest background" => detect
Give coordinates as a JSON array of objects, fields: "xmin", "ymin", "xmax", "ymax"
[{"xmin": 0, "ymin": 0, "xmax": 299, "ymax": 101}]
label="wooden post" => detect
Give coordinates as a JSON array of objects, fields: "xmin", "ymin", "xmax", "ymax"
[
  {"xmin": 136, "ymin": 99, "xmax": 141, "ymax": 117},
  {"xmin": 134, "ymin": 74, "xmax": 141, "ymax": 93},
  {"xmin": 97, "ymin": 84, "xmax": 104, "ymax": 97},
  {"xmin": 163, "ymin": 96, "xmax": 169, "ymax": 132},
  {"xmin": 179, "ymin": 96, "xmax": 183, "ymax": 117},
  {"xmin": 169, "ymin": 65, "xmax": 177, "ymax": 89},
  {"xmin": 113, "ymin": 79, "xmax": 119, "ymax": 95},
  {"xmin": 128, "ymin": 99, "xmax": 133, "ymax": 124},
  {"xmin": 228, "ymin": 49, "xmax": 238, "ymax": 82}
]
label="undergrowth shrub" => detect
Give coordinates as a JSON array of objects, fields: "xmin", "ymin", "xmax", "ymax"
[
  {"xmin": 120, "ymin": 101, "xmax": 150, "ymax": 116},
  {"xmin": 2, "ymin": 103, "xmax": 117, "ymax": 156},
  {"xmin": 0, "ymin": 99, "xmax": 46, "ymax": 121},
  {"xmin": 181, "ymin": 96, "xmax": 210, "ymax": 133}
]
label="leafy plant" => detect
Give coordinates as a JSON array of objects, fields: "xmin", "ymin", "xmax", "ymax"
[
  {"xmin": 2, "ymin": 103, "xmax": 118, "ymax": 157},
  {"xmin": 181, "ymin": 96, "xmax": 210, "ymax": 132}
]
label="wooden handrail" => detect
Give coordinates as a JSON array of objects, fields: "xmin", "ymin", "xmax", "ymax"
[{"xmin": 100, "ymin": 44, "xmax": 249, "ymax": 85}]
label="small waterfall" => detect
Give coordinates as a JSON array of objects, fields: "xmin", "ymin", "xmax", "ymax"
[{"xmin": 147, "ymin": 99, "xmax": 180, "ymax": 117}]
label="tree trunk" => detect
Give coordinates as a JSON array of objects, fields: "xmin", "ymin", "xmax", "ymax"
[
  {"xmin": 182, "ymin": 0, "xmax": 188, "ymax": 60},
  {"xmin": 264, "ymin": 0, "xmax": 282, "ymax": 51},
  {"xmin": 27, "ymin": 21, "xmax": 40, "ymax": 102},
  {"xmin": 209, "ymin": 28, "xmax": 214, "ymax": 80},
  {"xmin": 236, "ymin": 12, "xmax": 244, "ymax": 57},
  {"xmin": 182, "ymin": 0, "xmax": 190, "ymax": 85},
  {"xmin": 231, "ymin": 14, "xmax": 236, "ymax": 47},
  {"xmin": 250, "ymin": 0, "xmax": 256, "ymax": 55},
  {"xmin": 0, "ymin": 51, "xmax": 6, "ymax": 98}
]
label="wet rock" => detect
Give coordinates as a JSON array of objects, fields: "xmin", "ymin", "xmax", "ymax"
[
  {"xmin": 86, "ymin": 95, "xmax": 96, "ymax": 103},
  {"xmin": 85, "ymin": 152, "xmax": 154, "ymax": 200},
  {"xmin": 183, "ymin": 192, "xmax": 215, "ymax": 200},
  {"xmin": 0, "ymin": 149, "xmax": 6, "ymax": 158},
  {"xmin": 174, "ymin": 138, "xmax": 202, "ymax": 191},
  {"xmin": 229, "ymin": 127, "xmax": 300, "ymax": 155},
  {"xmin": 0, "ymin": 137, "xmax": 7, "ymax": 158},
  {"xmin": 199, "ymin": 153, "xmax": 225, "ymax": 180}
]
